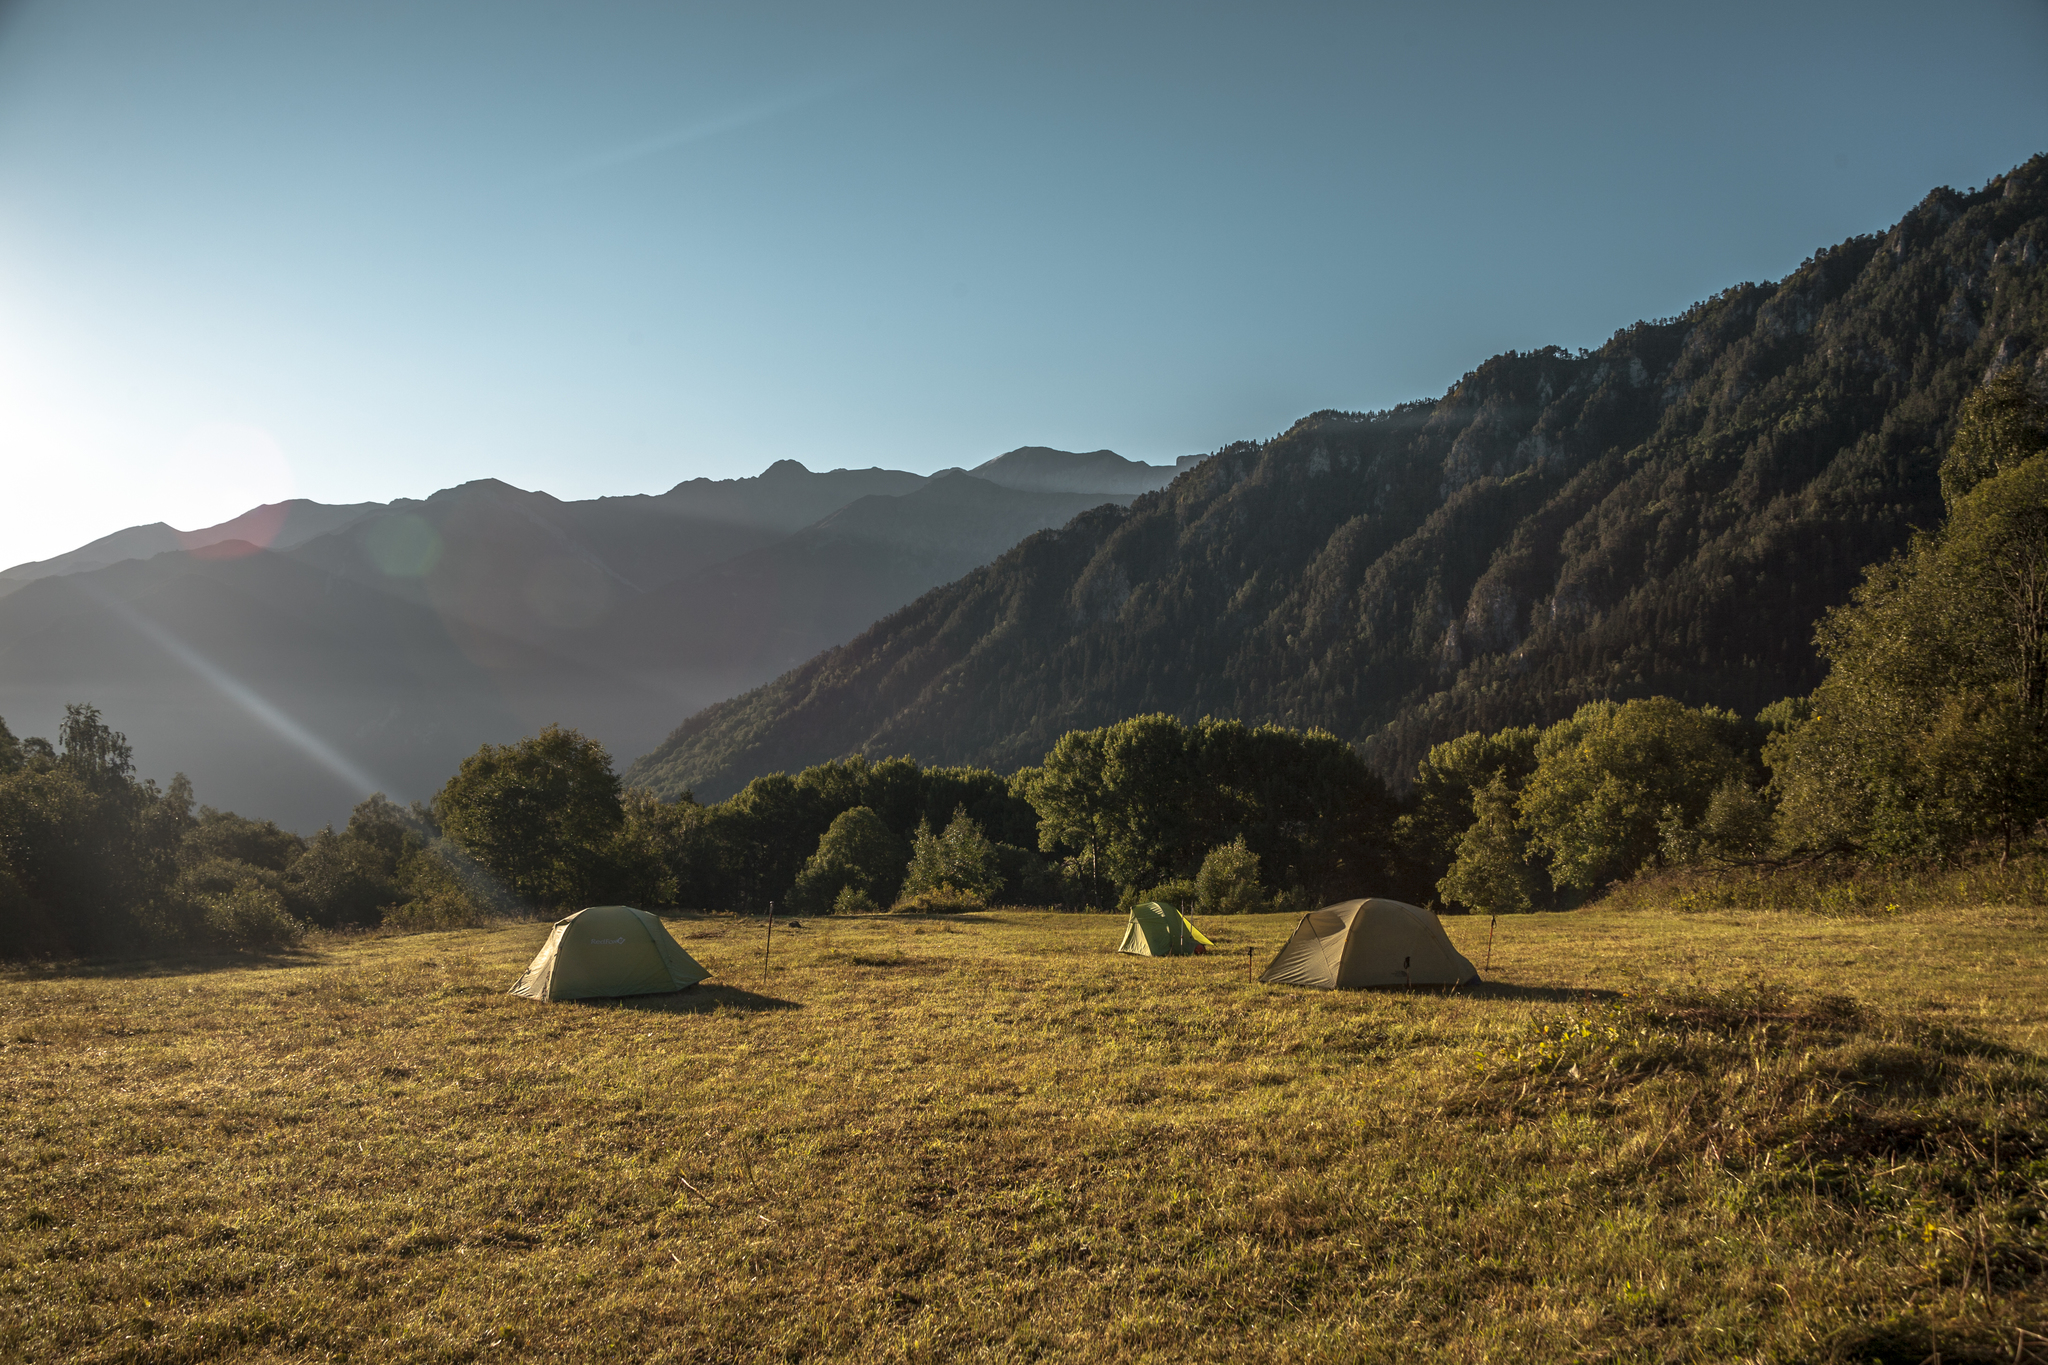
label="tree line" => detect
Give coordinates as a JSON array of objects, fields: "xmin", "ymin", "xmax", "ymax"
[{"xmin": 4, "ymin": 371, "xmax": 2041, "ymax": 957}]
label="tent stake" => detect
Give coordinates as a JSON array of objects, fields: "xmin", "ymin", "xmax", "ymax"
[{"xmin": 1484, "ymin": 913, "xmax": 1498, "ymax": 973}]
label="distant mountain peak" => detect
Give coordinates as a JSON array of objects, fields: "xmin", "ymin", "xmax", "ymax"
[
  {"xmin": 428, "ymin": 477, "xmax": 537, "ymax": 500},
  {"xmin": 969, "ymin": 446, "xmax": 1177, "ymax": 495},
  {"xmin": 761, "ymin": 459, "xmax": 813, "ymax": 477}
]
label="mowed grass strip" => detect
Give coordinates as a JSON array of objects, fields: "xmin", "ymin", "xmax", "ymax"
[{"xmin": 2, "ymin": 905, "xmax": 2044, "ymax": 1363}]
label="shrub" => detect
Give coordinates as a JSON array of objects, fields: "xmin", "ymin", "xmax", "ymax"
[
  {"xmin": 284, "ymin": 829, "xmax": 403, "ymax": 928},
  {"xmin": 1122, "ymin": 879, "xmax": 1197, "ymax": 914},
  {"xmin": 1194, "ymin": 836, "xmax": 1266, "ymax": 914},
  {"xmin": 901, "ymin": 809, "xmax": 1002, "ymax": 900},
  {"xmin": 832, "ymin": 885, "xmax": 879, "ymax": 915},
  {"xmin": 386, "ymin": 840, "xmax": 510, "ymax": 930},
  {"xmin": 203, "ymin": 885, "xmax": 303, "ymax": 948},
  {"xmin": 181, "ymin": 808, "xmax": 304, "ymax": 872},
  {"xmin": 892, "ymin": 886, "xmax": 985, "ymax": 914}
]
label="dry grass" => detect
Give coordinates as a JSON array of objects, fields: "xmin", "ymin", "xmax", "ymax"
[{"xmin": 2, "ymin": 902, "xmax": 2044, "ymax": 1363}]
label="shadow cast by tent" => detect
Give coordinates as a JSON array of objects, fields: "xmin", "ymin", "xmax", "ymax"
[
  {"xmin": 568, "ymin": 983, "xmax": 799, "ymax": 1014},
  {"xmin": 1452, "ymin": 981, "xmax": 1624, "ymax": 1005}
]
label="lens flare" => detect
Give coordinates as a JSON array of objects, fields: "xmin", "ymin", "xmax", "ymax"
[
  {"xmin": 170, "ymin": 422, "xmax": 294, "ymax": 557},
  {"xmin": 364, "ymin": 513, "xmax": 443, "ymax": 578},
  {"xmin": 78, "ymin": 580, "xmax": 386, "ymax": 800}
]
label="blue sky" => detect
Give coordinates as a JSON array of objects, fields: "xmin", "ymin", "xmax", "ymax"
[{"xmin": 1, "ymin": 0, "xmax": 2044, "ymax": 566}]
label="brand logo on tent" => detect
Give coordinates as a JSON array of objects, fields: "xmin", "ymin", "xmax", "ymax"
[{"xmin": 591, "ymin": 937, "xmax": 626, "ymax": 944}]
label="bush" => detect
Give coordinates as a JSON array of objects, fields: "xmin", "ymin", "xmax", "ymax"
[
  {"xmin": 177, "ymin": 855, "xmax": 280, "ymax": 902},
  {"xmin": 386, "ymin": 840, "xmax": 511, "ymax": 930},
  {"xmin": 1121, "ymin": 879, "xmax": 1197, "ymax": 913},
  {"xmin": 203, "ymin": 885, "xmax": 304, "ymax": 947},
  {"xmin": 1194, "ymin": 837, "xmax": 1266, "ymax": 914},
  {"xmin": 182, "ymin": 809, "xmax": 304, "ymax": 872},
  {"xmin": 892, "ymin": 886, "xmax": 985, "ymax": 914},
  {"xmin": 902, "ymin": 809, "xmax": 1002, "ymax": 900},
  {"xmin": 1268, "ymin": 886, "xmax": 1316, "ymax": 916},
  {"xmin": 284, "ymin": 829, "xmax": 403, "ymax": 928},
  {"xmin": 832, "ymin": 885, "xmax": 879, "ymax": 915}
]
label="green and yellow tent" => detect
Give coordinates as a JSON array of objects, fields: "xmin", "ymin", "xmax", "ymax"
[
  {"xmin": 510, "ymin": 905, "xmax": 710, "ymax": 1002},
  {"xmin": 1117, "ymin": 901, "xmax": 1214, "ymax": 957}
]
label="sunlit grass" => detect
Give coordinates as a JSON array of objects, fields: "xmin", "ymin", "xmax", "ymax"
[{"xmin": 2, "ymin": 903, "xmax": 2043, "ymax": 1362}]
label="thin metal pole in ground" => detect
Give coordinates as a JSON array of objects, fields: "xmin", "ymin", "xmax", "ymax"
[
  {"xmin": 763, "ymin": 900, "xmax": 774, "ymax": 989},
  {"xmin": 1485, "ymin": 912, "xmax": 1498, "ymax": 973}
]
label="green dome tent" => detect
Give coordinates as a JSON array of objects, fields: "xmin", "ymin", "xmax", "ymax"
[
  {"xmin": 510, "ymin": 905, "xmax": 711, "ymax": 1002},
  {"xmin": 1117, "ymin": 901, "xmax": 1214, "ymax": 957},
  {"xmin": 1259, "ymin": 898, "xmax": 1477, "ymax": 989}
]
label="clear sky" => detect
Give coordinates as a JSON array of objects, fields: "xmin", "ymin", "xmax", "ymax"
[{"xmin": 1, "ymin": 0, "xmax": 2044, "ymax": 568}]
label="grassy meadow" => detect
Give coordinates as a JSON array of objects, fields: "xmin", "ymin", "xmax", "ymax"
[{"xmin": 3, "ymin": 902, "xmax": 2045, "ymax": 1363}]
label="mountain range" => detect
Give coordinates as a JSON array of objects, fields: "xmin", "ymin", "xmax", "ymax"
[
  {"xmin": 12, "ymin": 158, "xmax": 2045, "ymax": 829},
  {"xmin": 0, "ymin": 449, "xmax": 1181, "ymax": 829},
  {"xmin": 626, "ymin": 156, "xmax": 2048, "ymax": 802}
]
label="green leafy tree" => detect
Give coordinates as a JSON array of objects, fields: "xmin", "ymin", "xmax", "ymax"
[
  {"xmin": 1194, "ymin": 836, "xmax": 1266, "ymax": 915},
  {"xmin": 436, "ymin": 725, "xmax": 624, "ymax": 908},
  {"xmin": 345, "ymin": 794, "xmax": 428, "ymax": 866},
  {"xmin": 183, "ymin": 808, "xmax": 305, "ymax": 872},
  {"xmin": 1025, "ymin": 715, "xmax": 1396, "ymax": 907},
  {"xmin": 1941, "ymin": 366, "xmax": 2048, "ymax": 506},
  {"xmin": 788, "ymin": 806, "xmax": 907, "ymax": 915},
  {"xmin": 1437, "ymin": 776, "xmax": 1536, "ymax": 914},
  {"xmin": 1771, "ymin": 386, "xmax": 2048, "ymax": 861},
  {"xmin": 283, "ymin": 828, "xmax": 402, "ymax": 928},
  {"xmin": 1518, "ymin": 698, "xmax": 1747, "ymax": 891},
  {"xmin": 1394, "ymin": 725, "xmax": 1541, "ymax": 882},
  {"xmin": 0, "ymin": 705, "xmax": 194, "ymax": 955},
  {"xmin": 901, "ymin": 808, "xmax": 1002, "ymax": 901}
]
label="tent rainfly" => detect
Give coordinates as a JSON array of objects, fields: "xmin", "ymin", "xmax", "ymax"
[
  {"xmin": 1118, "ymin": 901, "xmax": 1214, "ymax": 957},
  {"xmin": 510, "ymin": 905, "xmax": 711, "ymax": 1002},
  {"xmin": 1259, "ymin": 898, "xmax": 1478, "ymax": 990}
]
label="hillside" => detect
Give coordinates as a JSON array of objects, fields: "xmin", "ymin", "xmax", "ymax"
[
  {"xmin": 0, "ymin": 451, "xmax": 1135, "ymax": 829},
  {"xmin": 629, "ymin": 156, "xmax": 2048, "ymax": 801},
  {"xmin": 0, "ymin": 498, "xmax": 382, "ymax": 599},
  {"xmin": 592, "ymin": 472, "xmax": 1135, "ymax": 701}
]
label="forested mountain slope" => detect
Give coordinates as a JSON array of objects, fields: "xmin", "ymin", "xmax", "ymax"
[{"xmin": 629, "ymin": 157, "xmax": 2048, "ymax": 801}]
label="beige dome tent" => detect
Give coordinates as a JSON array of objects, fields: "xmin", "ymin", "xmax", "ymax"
[
  {"xmin": 1259, "ymin": 898, "xmax": 1478, "ymax": 990},
  {"xmin": 510, "ymin": 905, "xmax": 711, "ymax": 1002}
]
